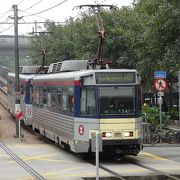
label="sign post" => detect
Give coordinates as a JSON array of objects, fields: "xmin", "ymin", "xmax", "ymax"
[
  {"xmin": 96, "ymin": 132, "xmax": 99, "ymax": 180},
  {"xmin": 91, "ymin": 131, "xmax": 102, "ymax": 180},
  {"xmin": 178, "ymin": 71, "xmax": 180, "ymax": 125},
  {"xmin": 158, "ymin": 95, "xmax": 163, "ymax": 130},
  {"xmin": 154, "ymin": 72, "xmax": 167, "ymax": 131},
  {"xmin": 16, "ymin": 106, "xmax": 23, "ymax": 140}
]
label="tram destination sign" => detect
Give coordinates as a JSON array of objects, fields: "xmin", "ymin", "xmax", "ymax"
[{"xmin": 96, "ymin": 72, "xmax": 136, "ymax": 84}]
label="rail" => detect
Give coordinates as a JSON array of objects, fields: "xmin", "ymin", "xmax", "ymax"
[
  {"xmin": 0, "ymin": 143, "xmax": 46, "ymax": 180},
  {"xmin": 87, "ymin": 156, "xmax": 180, "ymax": 180},
  {"xmin": 125, "ymin": 156, "xmax": 180, "ymax": 180},
  {"xmin": 0, "ymin": 86, "xmax": 7, "ymax": 109}
]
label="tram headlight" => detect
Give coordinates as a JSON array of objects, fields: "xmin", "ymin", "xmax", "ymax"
[
  {"xmin": 102, "ymin": 132, "xmax": 112, "ymax": 138},
  {"xmin": 123, "ymin": 131, "xmax": 133, "ymax": 137}
]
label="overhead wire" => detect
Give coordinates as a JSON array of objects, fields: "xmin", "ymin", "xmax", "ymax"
[
  {"xmin": 0, "ymin": 14, "xmax": 12, "ymax": 34},
  {"xmin": 0, "ymin": 0, "xmax": 43, "ymax": 35},
  {"xmin": 19, "ymin": 9, "xmax": 47, "ymax": 20},
  {"xmin": 0, "ymin": 24, "xmax": 14, "ymax": 34},
  {"xmin": 19, "ymin": 0, "xmax": 44, "ymax": 13},
  {"xmin": 0, "ymin": 0, "xmax": 69, "ymax": 35},
  {"xmin": 18, "ymin": 0, "xmax": 26, "ymax": 5},
  {"xmin": 0, "ymin": 10, "xmax": 11, "ymax": 17},
  {"xmin": 23, "ymin": 0, "xmax": 68, "ymax": 17},
  {"xmin": 0, "ymin": 10, "xmax": 12, "ymax": 21}
]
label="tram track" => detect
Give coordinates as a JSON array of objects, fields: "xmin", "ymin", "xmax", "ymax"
[
  {"xmin": 99, "ymin": 163, "xmax": 127, "ymax": 180},
  {"xmin": 89, "ymin": 156, "xmax": 180, "ymax": 180},
  {"xmin": 0, "ymin": 87, "xmax": 7, "ymax": 109},
  {"xmin": 0, "ymin": 142, "xmax": 47, "ymax": 180},
  {"xmin": 124, "ymin": 156, "xmax": 180, "ymax": 180}
]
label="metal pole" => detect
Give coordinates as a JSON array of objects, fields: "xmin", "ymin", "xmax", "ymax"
[
  {"xmin": 39, "ymin": 32, "xmax": 46, "ymax": 68},
  {"xmin": 159, "ymin": 95, "xmax": 162, "ymax": 130},
  {"xmin": 35, "ymin": 20, "xmax": 37, "ymax": 34},
  {"xmin": 178, "ymin": 71, "xmax": 180, "ymax": 125},
  {"xmin": 96, "ymin": 132, "xmax": 99, "ymax": 180},
  {"xmin": 13, "ymin": 4, "xmax": 20, "ymax": 138},
  {"xmin": 18, "ymin": 120, "xmax": 21, "ymax": 140}
]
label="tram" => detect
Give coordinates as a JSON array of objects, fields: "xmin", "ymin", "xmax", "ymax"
[
  {"xmin": 31, "ymin": 66, "xmax": 143, "ymax": 156},
  {"xmin": 7, "ymin": 66, "xmax": 41, "ymax": 126}
]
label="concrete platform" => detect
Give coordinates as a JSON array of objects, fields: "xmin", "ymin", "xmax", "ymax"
[{"xmin": 0, "ymin": 142, "xmax": 112, "ymax": 180}]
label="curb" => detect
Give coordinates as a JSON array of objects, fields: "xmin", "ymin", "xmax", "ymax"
[{"xmin": 143, "ymin": 143, "xmax": 180, "ymax": 147}]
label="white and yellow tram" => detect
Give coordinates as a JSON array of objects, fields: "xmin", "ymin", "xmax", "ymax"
[{"xmin": 32, "ymin": 68, "xmax": 143, "ymax": 156}]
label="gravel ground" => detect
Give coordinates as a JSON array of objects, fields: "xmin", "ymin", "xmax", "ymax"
[{"xmin": 0, "ymin": 104, "xmax": 45, "ymax": 144}]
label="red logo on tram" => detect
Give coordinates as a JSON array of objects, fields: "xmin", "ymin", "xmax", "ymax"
[{"xmin": 78, "ymin": 125, "xmax": 84, "ymax": 135}]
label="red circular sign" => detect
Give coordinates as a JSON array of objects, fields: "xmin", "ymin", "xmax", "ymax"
[
  {"xmin": 78, "ymin": 125, "xmax": 84, "ymax": 135},
  {"xmin": 154, "ymin": 79, "xmax": 167, "ymax": 91}
]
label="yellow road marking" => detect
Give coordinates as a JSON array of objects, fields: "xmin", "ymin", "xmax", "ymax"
[
  {"xmin": 22, "ymin": 154, "xmax": 64, "ymax": 162},
  {"xmin": 0, "ymin": 154, "xmax": 9, "ymax": 157},
  {"xmin": 139, "ymin": 151, "xmax": 167, "ymax": 160}
]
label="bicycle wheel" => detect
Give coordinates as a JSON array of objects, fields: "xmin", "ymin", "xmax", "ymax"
[
  {"xmin": 165, "ymin": 131, "xmax": 177, "ymax": 144},
  {"xmin": 146, "ymin": 132, "xmax": 159, "ymax": 144}
]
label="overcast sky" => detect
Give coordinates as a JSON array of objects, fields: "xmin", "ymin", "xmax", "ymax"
[{"xmin": 0, "ymin": 0, "xmax": 133, "ymax": 35}]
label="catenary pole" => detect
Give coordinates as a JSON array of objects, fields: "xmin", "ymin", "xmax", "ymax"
[
  {"xmin": 12, "ymin": 4, "xmax": 20, "ymax": 138},
  {"xmin": 178, "ymin": 71, "xmax": 180, "ymax": 125}
]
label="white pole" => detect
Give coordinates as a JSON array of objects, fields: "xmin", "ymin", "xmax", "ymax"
[
  {"xmin": 159, "ymin": 95, "xmax": 162, "ymax": 130},
  {"xmin": 96, "ymin": 132, "xmax": 99, "ymax": 180},
  {"xmin": 18, "ymin": 120, "xmax": 21, "ymax": 140}
]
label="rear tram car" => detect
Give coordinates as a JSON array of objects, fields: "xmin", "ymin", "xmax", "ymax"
[
  {"xmin": 32, "ymin": 62, "xmax": 143, "ymax": 156},
  {"xmin": 7, "ymin": 66, "xmax": 40, "ymax": 125}
]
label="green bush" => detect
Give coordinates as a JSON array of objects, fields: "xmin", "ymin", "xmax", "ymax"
[
  {"xmin": 167, "ymin": 107, "xmax": 179, "ymax": 120},
  {"xmin": 142, "ymin": 106, "xmax": 168, "ymax": 128}
]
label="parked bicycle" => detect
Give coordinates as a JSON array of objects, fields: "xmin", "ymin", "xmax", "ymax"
[
  {"xmin": 173, "ymin": 131, "xmax": 180, "ymax": 144},
  {"xmin": 146, "ymin": 126, "xmax": 177, "ymax": 144}
]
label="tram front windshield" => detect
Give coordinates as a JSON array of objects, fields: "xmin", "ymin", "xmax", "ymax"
[{"xmin": 99, "ymin": 87, "xmax": 135, "ymax": 115}]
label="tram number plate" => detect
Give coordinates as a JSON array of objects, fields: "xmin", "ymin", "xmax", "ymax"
[{"xmin": 115, "ymin": 132, "xmax": 121, "ymax": 138}]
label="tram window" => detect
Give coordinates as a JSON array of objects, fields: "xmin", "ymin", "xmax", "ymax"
[
  {"xmin": 98, "ymin": 87, "xmax": 135, "ymax": 115},
  {"xmin": 51, "ymin": 92, "xmax": 58, "ymax": 112},
  {"xmin": 62, "ymin": 88, "xmax": 68, "ymax": 112},
  {"xmin": 29, "ymin": 85, "xmax": 33, "ymax": 104},
  {"xmin": 47, "ymin": 87, "xmax": 52, "ymax": 92},
  {"xmin": 70, "ymin": 96, "xmax": 74, "ymax": 112},
  {"xmin": 80, "ymin": 87, "xmax": 96, "ymax": 116},
  {"xmin": 57, "ymin": 87, "xmax": 62, "ymax": 93},
  {"xmin": 68, "ymin": 87, "xmax": 74, "ymax": 112},
  {"xmin": 47, "ymin": 93, "xmax": 51, "ymax": 107},
  {"xmin": 42, "ymin": 94, "xmax": 47, "ymax": 107},
  {"xmin": 33, "ymin": 87, "xmax": 40, "ymax": 106},
  {"xmin": 20, "ymin": 84, "xmax": 24, "ymax": 95},
  {"xmin": 62, "ymin": 95, "xmax": 67, "ymax": 111}
]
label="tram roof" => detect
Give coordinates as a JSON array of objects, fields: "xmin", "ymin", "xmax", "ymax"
[
  {"xmin": 8, "ymin": 72, "xmax": 36, "ymax": 81},
  {"xmin": 32, "ymin": 69, "xmax": 138, "ymax": 81}
]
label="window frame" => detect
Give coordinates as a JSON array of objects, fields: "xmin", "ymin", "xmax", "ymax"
[
  {"xmin": 80, "ymin": 86, "xmax": 97, "ymax": 117},
  {"xmin": 97, "ymin": 85, "xmax": 141, "ymax": 118}
]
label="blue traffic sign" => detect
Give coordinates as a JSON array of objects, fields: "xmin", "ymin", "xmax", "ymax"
[{"xmin": 154, "ymin": 71, "xmax": 166, "ymax": 79}]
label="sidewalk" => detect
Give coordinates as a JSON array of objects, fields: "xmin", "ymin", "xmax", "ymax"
[
  {"xmin": 168, "ymin": 120, "xmax": 180, "ymax": 132},
  {"xmin": 143, "ymin": 121, "xmax": 180, "ymax": 147}
]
